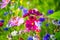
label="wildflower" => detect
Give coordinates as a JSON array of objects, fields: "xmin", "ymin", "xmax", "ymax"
[
  {"xmin": 8, "ymin": 16, "xmax": 24, "ymax": 27},
  {"xmin": 27, "ymin": 36, "xmax": 33, "ymax": 40},
  {"xmin": 11, "ymin": 30, "xmax": 18, "ymax": 36},
  {"xmin": 48, "ymin": 10, "xmax": 54, "ymax": 14}
]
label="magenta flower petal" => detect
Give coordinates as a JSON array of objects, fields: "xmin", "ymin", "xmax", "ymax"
[{"xmin": 32, "ymin": 25, "xmax": 37, "ymax": 31}]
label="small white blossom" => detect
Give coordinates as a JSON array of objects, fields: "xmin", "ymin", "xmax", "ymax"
[
  {"xmin": 50, "ymin": 34, "xmax": 56, "ymax": 40},
  {"xmin": 33, "ymin": 35, "xmax": 39, "ymax": 40},
  {"xmin": 11, "ymin": 30, "xmax": 18, "ymax": 36}
]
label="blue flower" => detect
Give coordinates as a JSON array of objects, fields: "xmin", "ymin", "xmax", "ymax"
[
  {"xmin": 0, "ymin": 20, "xmax": 4, "ymax": 23},
  {"xmin": 58, "ymin": 20, "xmax": 60, "ymax": 24},
  {"xmin": 19, "ymin": 6, "xmax": 23, "ymax": 10},
  {"xmin": 4, "ymin": 12, "xmax": 8, "ymax": 16},
  {"xmin": 3, "ymin": 28, "xmax": 8, "ymax": 31},
  {"xmin": 27, "ymin": 36, "xmax": 33, "ymax": 40},
  {"xmin": 39, "ymin": 18, "xmax": 45, "ymax": 22},
  {"xmin": 48, "ymin": 10, "xmax": 54, "ymax": 14},
  {"xmin": 46, "ymin": 23, "xmax": 49, "ymax": 27},
  {"xmin": 43, "ymin": 33, "xmax": 50, "ymax": 40},
  {"xmin": 22, "ymin": 8, "xmax": 28, "ymax": 16}
]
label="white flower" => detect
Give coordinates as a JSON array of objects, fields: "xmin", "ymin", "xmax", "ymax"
[
  {"xmin": 7, "ymin": 34, "xmax": 12, "ymax": 40},
  {"xmin": 18, "ymin": 30, "xmax": 24, "ymax": 35},
  {"xmin": 33, "ymin": 37, "xmax": 37, "ymax": 40},
  {"xmin": 33, "ymin": 36, "xmax": 39, "ymax": 40},
  {"xmin": 6, "ymin": 24, "xmax": 12, "ymax": 28},
  {"xmin": 50, "ymin": 34, "xmax": 55, "ymax": 40},
  {"xmin": 11, "ymin": 30, "xmax": 18, "ymax": 36},
  {"xmin": 18, "ymin": 30, "xmax": 22, "ymax": 35}
]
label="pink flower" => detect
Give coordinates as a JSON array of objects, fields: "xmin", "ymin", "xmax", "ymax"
[
  {"xmin": 0, "ymin": 0, "xmax": 10, "ymax": 9},
  {"xmin": 2, "ymin": 0, "xmax": 10, "ymax": 4},
  {"xmin": 25, "ymin": 16, "xmax": 40, "ymax": 32},
  {"xmin": 8, "ymin": 16, "xmax": 24, "ymax": 27},
  {"xmin": 0, "ymin": 3, "xmax": 7, "ymax": 9}
]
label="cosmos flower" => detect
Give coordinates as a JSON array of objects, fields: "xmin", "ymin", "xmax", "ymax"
[
  {"xmin": 23, "ymin": 9, "xmax": 42, "ymax": 18},
  {"xmin": 25, "ymin": 16, "xmax": 37, "ymax": 29},
  {"xmin": 25, "ymin": 16, "xmax": 40, "ymax": 32},
  {"xmin": 0, "ymin": 3, "xmax": 7, "ymax": 9},
  {"xmin": 0, "ymin": 0, "xmax": 10, "ymax": 9},
  {"xmin": 28, "ymin": 9, "xmax": 42, "ymax": 16},
  {"xmin": 2, "ymin": 0, "xmax": 10, "ymax": 4},
  {"xmin": 8, "ymin": 16, "xmax": 24, "ymax": 27}
]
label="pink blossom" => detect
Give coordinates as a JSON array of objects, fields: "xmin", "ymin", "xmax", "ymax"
[
  {"xmin": 2, "ymin": 0, "xmax": 10, "ymax": 4},
  {"xmin": 0, "ymin": 0, "xmax": 10, "ymax": 9},
  {"xmin": 8, "ymin": 16, "xmax": 24, "ymax": 27},
  {"xmin": 25, "ymin": 16, "xmax": 40, "ymax": 32}
]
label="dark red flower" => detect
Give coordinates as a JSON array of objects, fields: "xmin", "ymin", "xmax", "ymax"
[
  {"xmin": 0, "ymin": 22, "xmax": 3, "ymax": 27},
  {"xmin": 29, "ymin": 16, "xmax": 37, "ymax": 21},
  {"xmin": 35, "ymin": 11, "xmax": 42, "ymax": 16},
  {"xmin": 28, "ymin": 9, "xmax": 33, "ymax": 14}
]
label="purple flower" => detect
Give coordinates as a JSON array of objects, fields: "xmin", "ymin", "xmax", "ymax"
[
  {"xmin": 4, "ymin": 12, "xmax": 8, "ymax": 16},
  {"xmin": 39, "ymin": 18, "xmax": 45, "ymax": 22},
  {"xmin": 3, "ymin": 27, "xmax": 8, "ymax": 31},
  {"xmin": 0, "ymin": 20, "xmax": 4, "ymax": 23},
  {"xmin": 22, "ymin": 8, "xmax": 28, "ymax": 15},
  {"xmin": 35, "ymin": 11, "xmax": 42, "ymax": 16},
  {"xmin": 58, "ymin": 20, "xmax": 60, "ymax": 24},
  {"xmin": 43, "ymin": 34, "xmax": 50, "ymax": 40},
  {"xmin": 27, "ymin": 36, "xmax": 33, "ymax": 40},
  {"xmin": 48, "ymin": 10, "xmax": 54, "ymax": 14},
  {"xmin": 19, "ymin": 6, "xmax": 23, "ymax": 10},
  {"xmin": 46, "ymin": 23, "xmax": 49, "ymax": 27}
]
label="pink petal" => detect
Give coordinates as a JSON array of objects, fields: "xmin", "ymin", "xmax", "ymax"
[
  {"xmin": 1, "ymin": 3, "xmax": 7, "ymax": 9},
  {"xmin": 2, "ymin": 0, "xmax": 10, "ymax": 4}
]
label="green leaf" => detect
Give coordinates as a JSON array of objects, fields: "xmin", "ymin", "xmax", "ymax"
[{"xmin": 48, "ymin": 11, "xmax": 60, "ymax": 20}]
